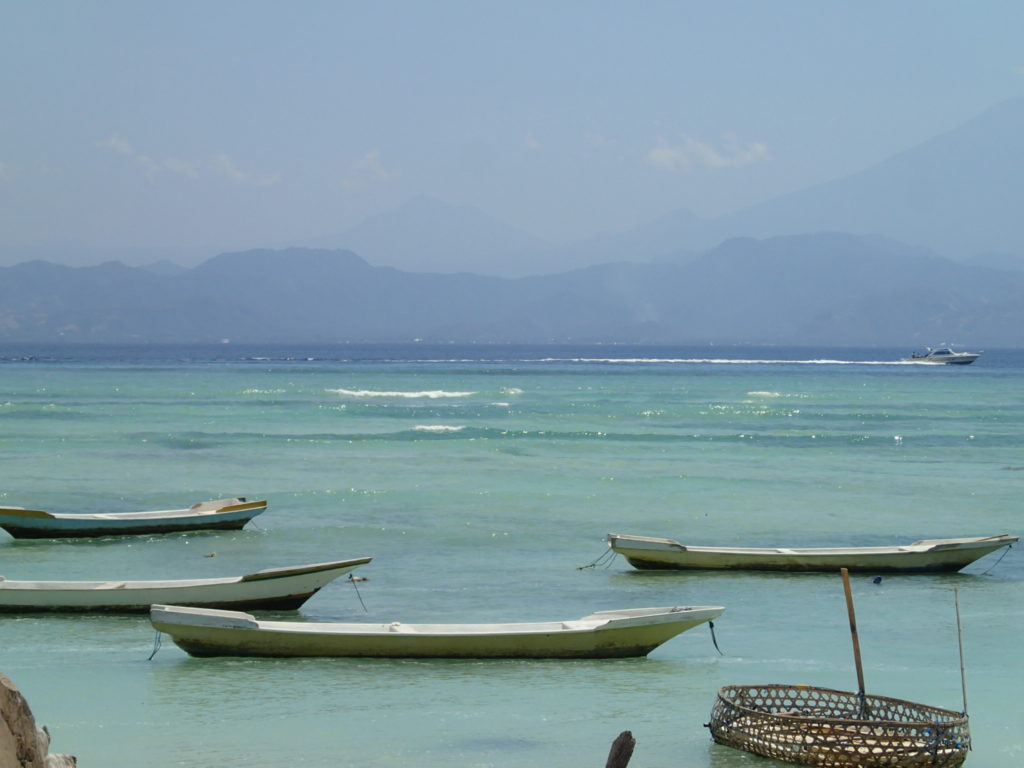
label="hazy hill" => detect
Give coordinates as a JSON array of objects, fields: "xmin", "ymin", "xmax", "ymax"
[
  {"xmin": 178, "ymin": 248, "xmax": 511, "ymax": 341},
  {"xmin": 1, "ymin": 235, "xmax": 1022, "ymax": 346},
  {"xmin": 305, "ymin": 196, "xmax": 555, "ymax": 278},
  {"xmin": 537, "ymin": 206, "xmax": 707, "ymax": 273},
  {"xmin": 9, "ymin": 101, "xmax": 1023, "ymax": 279},
  {"xmin": 968, "ymin": 251, "xmax": 1024, "ymax": 272},
  {"xmin": 318, "ymin": 100, "xmax": 1024, "ymax": 276},
  {"xmin": 643, "ymin": 234, "xmax": 1024, "ymax": 345},
  {"xmin": 605, "ymin": 99, "xmax": 1024, "ymax": 263},
  {"xmin": 0, "ymin": 260, "xmax": 173, "ymax": 339},
  {"xmin": 706, "ymin": 99, "xmax": 1024, "ymax": 257}
]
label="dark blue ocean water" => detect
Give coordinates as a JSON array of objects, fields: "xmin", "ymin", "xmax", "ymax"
[{"xmin": 3, "ymin": 342, "xmax": 1022, "ymax": 366}]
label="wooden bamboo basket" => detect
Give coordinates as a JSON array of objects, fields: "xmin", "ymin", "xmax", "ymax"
[{"xmin": 707, "ymin": 683, "xmax": 970, "ymax": 768}]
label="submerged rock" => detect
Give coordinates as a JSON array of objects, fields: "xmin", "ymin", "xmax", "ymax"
[{"xmin": 0, "ymin": 674, "xmax": 76, "ymax": 768}]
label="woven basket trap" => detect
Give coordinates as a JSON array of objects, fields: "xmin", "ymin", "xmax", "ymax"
[{"xmin": 707, "ymin": 684, "xmax": 969, "ymax": 768}]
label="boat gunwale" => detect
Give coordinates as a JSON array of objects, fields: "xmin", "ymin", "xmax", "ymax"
[
  {"xmin": 151, "ymin": 604, "xmax": 725, "ymax": 637},
  {"xmin": 607, "ymin": 533, "xmax": 1017, "ymax": 557},
  {"xmin": 240, "ymin": 557, "xmax": 373, "ymax": 582},
  {"xmin": 0, "ymin": 557, "xmax": 372, "ymax": 592},
  {"xmin": 0, "ymin": 498, "xmax": 267, "ymax": 522}
]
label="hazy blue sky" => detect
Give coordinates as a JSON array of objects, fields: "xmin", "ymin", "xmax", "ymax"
[{"xmin": 2, "ymin": 1, "xmax": 1023, "ymax": 266}]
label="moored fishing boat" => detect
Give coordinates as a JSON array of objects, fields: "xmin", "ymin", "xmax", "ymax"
[
  {"xmin": 606, "ymin": 533, "xmax": 1017, "ymax": 572},
  {"xmin": 0, "ymin": 497, "xmax": 268, "ymax": 539},
  {"xmin": 0, "ymin": 557, "xmax": 371, "ymax": 612},
  {"xmin": 149, "ymin": 604, "xmax": 725, "ymax": 658}
]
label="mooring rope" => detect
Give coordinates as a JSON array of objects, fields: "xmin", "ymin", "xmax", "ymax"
[
  {"xmin": 979, "ymin": 541, "xmax": 1013, "ymax": 576},
  {"xmin": 576, "ymin": 547, "xmax": 617, "ymax": 570},
  {"xmin": 349, "ymin": 573, "xmax": 368, "ymax": 612},
  {"xmin": 147, "ymin": 630, "xmax": 162, "ymax": 661},
  {"xmin": 857, "ymin": 690, "xmax": 868, "ymax": 720},
  {"xmin": 708, "ymin": 620, "xmax": 723, "ymax": 655}
]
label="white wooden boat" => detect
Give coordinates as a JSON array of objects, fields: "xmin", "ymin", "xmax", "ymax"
[
  {"xmin": 0, "ymin": 557, "xmax": 370, "ymax": 612},
  {"xmin": 606, "ymin": 533, "xmax": 1017, "ymax": 572},
  {"xmin": 0, "ymin": 498, "xmax": 268, "ymax": 539},
  {"xmin": 149, "ymin": 604, "xmax": 725, "ymax": 658}
]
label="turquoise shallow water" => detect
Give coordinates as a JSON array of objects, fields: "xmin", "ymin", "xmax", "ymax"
[{"xmin": 1, "ymin": 344, "xmax": 1022, "ymax": 767}]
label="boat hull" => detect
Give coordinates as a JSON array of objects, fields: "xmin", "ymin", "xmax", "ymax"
[
  {"xmin": 0, "ymin": 557, "xmax": 370, "ymax": 612},
  {"xmin": 607, "ymin": 534, "xmax": 1017, "ymax": 572},
  {"xmin": 0, "ymin": 499, "xmax": 267, "ymax": 539},
  {"xmin": 909, "ymin": 356, "xmax": 979, "ymax": 365},
  {"xmin": 150, "ymin": 604, "xmax": 724, "ymax": 659}
]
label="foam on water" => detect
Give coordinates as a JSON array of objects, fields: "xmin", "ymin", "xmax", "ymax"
[
  {"xmin": 536, "ymin": 356, "xmax": 915, "ymax": 365},
  {"xmin": 326, "ymin": 388, "xmax": 477, "ymax": 398}
]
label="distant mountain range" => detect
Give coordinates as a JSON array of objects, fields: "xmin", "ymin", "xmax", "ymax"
[
  {"xmin": 4, "ymin": 99, "xmax": 1024, "ymax": 283},
  {"xmin": 2, "ymin": 233, "xmax": 1022, "ymax": 346},
  {"xmin": 305, "ymin": 196, "xmax": 555, "ymax": 277},
  {"xmin": 681, "ymin": 99, "xmax": 1024, "ymax": 261},
  {"xmin": 4, "ymin": 100, "xmax": 1024, "ymax": 346},
  {"xmin": 305, "ymin": 99, "xmax": 1024, "ymax": 277}
]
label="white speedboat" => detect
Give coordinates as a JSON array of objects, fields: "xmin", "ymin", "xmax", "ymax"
[{"xmin": 907, "ymin": 347, "xmax": 980, "ymax": 365}]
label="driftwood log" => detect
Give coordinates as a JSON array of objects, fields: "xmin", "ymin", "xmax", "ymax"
[
  {"xmin": 605, "ymin": 730, "xmax": 635, "ymax": 768},
  {"xmin": 0, "ymin": 674, "xmax": 76, "ymax": 768}
]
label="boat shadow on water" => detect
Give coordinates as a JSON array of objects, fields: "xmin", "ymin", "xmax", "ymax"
[{"xmin": 144, "ymin": 652, "xmax": 698, "ymax": 702}]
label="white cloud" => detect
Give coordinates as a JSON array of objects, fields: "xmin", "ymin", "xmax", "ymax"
[
  {"xmin": 647, "ymin": 133, "xmax": 769, "ymax": 171},
  {"xmin": 162, "ymin": 157, "xmax": 200, "ymax": 179},
  {"xmin": 212, "ymin": 153, "xmax": 279, "ymax": 186},
  {"xmin": 212, "ymin": 152, "xmax": 248, "ymax": 183},
  {"xmin": 97, "ymin": 136, "xmax": 274, "ymax": 184},
  {"xmin": 96, "ymin": 134, "xmax": 200, "ymax": 179},
  {"xmin": 134, "ymin": 154, "xmax": 199, "ymax": 179},
  {"xmin": 341, "ymin": 149, "xmax": 394, "ymax": 190},
  {"xmin": 96, "ymin": 134, "xmax": 135, "ymax": 155},
  {"xmin": 133, "ymin": 154, "xmax": 162, "ymax": 175}
]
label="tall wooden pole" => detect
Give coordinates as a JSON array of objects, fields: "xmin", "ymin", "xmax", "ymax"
[
  {"xmin": 840, "ymin": 568, "xmax": 866, "ymax": 700},
  {"xmin": 954, "ymin": 587, "xmax": 968, "ymax": 715}
]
